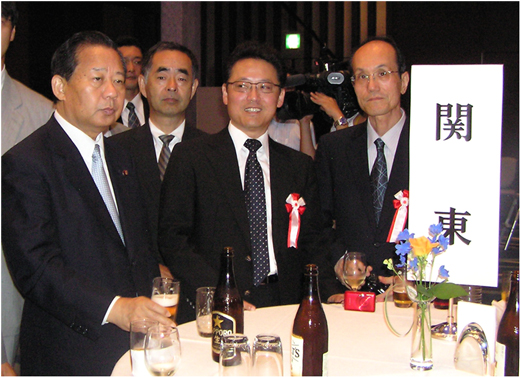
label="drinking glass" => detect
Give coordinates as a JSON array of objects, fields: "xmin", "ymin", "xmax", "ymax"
[
  {"xmin": 196, "ymin": 287, "xmax": 215, "ymax": 337},
  {"xmin": 152, "ymin": 277, "xmax": 180, "ymax": 322},
  {"xmin": 252, "ymin": 334, "xmax": 283, "ymax": 376},
  {"xmin": 219, "ymin": 334, "xmax": 251, "ymax": 376},
  {"xmin": 144, "ymin": 324, "xmax": 182, "ymax": 376},
  {"xmin": 393, "ymin": 266, "xmax": 412, "ymax": 308},
  {"xmin": 130, "ymin": 319, "xmax": 158, "ymax": 376},
  {"xmin": 342, "ymin": 252, "xmax": 367, "ymax": 291}
]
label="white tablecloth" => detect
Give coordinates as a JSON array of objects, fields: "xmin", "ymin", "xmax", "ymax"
[{"xmin": 112, "ymin": 302, "xmax": 471, "ymax": 376}]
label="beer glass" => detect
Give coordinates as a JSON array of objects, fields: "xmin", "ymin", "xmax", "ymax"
[
  {"xmin": 252, "ymin": 334, "xmax": 283, "ymax": 376},
  {"xmin": 144, "ymin": 324, "xmax": 182, "ymax": 376},
  {"xmin": 219, "ymin": 334, "xmax": 251, "ymax": 376},
  {"xmin": 130, "ymin": 319, "xmax": 158, "ymax": 376},
  {"xmin": 393, "ymin": 266, "xmax": 412, "ymax": 308},
  {"xmin": 152, "ymin": 277, "xmax": 180, "ymax": 322},
  {"xmin": 196, "ymin": 287, "xmax": 215, "ymax": 337}
]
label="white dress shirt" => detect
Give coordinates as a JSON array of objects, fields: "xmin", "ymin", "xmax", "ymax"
[
  {"xmin": 149, "ymin": 119, "xmax": 185, "ymax": 161},
  {"xmin": 228, "ymin": 123, "xmax": 278, "ymax": 276},
  {"xmin": 367, "ymin": 108, "xmax": 407, "ymax": 178},
  {"xmin": 121, "ymin": 93, "xmax": 145, "ymax": 127}
]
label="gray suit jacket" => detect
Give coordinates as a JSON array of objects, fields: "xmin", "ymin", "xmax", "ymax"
[{"xmin": 1, "ymin": 70, "xmax": 54, "ymax": 365}]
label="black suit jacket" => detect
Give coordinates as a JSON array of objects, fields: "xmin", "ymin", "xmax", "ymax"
[
  {"xmin": 315, "ymin": 119, "xmax": 409, "ymax": 277},
  {"xmin": 2, "ymin": 117, "xmax": 159, "ymax": 375},
  {"xmin": 116, "ymin": 93, "xmax": 150, "ymax": 126},
  {"xmin": 158, "ymin": 127, "xmax": 335, "ymax": 322},
  {"xmin": 110, "ymin": 122, "xmax": 206, "ymax": 265}
]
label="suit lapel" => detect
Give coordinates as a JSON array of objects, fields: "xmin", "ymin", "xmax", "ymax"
[
  {"xmin": 132, "ymin": 124, "xmax": 161, "ymax": 199},
  {"xmin": 346, "ymin": 125, "xmax": 378, "ymax": 227},
  {"xmin": 205, "ymin": 129, "xmax": 251, "ymax": 247}
]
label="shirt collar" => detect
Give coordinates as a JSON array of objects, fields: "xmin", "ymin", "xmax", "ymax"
[
  {"xmin": 228, "ymin": 122, "xmax": 270, "ymax": 158},
  {"xmin": 367, "ymin": 108, "xmax": 406, "ymax": 153},
  {"xmin": 1, "ymin": 66, "xmax": 6, "ymax": 91},
  {"xmin": 149, "ymin": 119, "xmax": 186, "ymax": 142}
]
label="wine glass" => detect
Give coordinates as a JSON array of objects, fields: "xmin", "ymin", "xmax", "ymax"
[
  {"xmin": 342, "ymin": 252, "xmax": 367, "ymax": 291},
  {"xmin": 144, "ymin": 324, "xmax": 182, "ymax": 376}
]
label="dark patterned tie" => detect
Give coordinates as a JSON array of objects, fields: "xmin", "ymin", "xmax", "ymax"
[
  {"xmin": 126, "ymin": 102, "xmax": 140, "ymax": 129},
  {"xmin": 158, "ymin": 135, "xmax": 174, "ymax": 181},
  {"xmin": 244, "ymin": 139, "xmax": 269, "ymax": 286},
  {"xmin": 371, "ymin": 138, "xmax": 388, "ymax": 225},
  {"xmin": 92, "ymin": 144, "xmax": 125, "ymax": 244}
]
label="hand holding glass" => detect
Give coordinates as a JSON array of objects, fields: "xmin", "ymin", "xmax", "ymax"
[
  {"xmin": 152, "ymin": 277, "xmax": 180, "ymax": 322},
  {"xmin": 144, "ymin": 324, "xmax": 181, "ymax": 376},
  {"xmin": 342, "ymin": 252, "xmax": 367, "ymax": 291}
]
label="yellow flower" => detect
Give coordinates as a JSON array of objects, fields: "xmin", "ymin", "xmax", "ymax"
[{"xmin": 409, "ymin": 236, "xmax": 439, "ymax": 257}]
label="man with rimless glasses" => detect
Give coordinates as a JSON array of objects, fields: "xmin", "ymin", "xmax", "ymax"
[
  {"xmin": 159, "ymin": 41, "xmax": 336, "ymax": 319},
  {"xmin": 315, "ymin": 36, "xmax": 410, "ymax": 301}
]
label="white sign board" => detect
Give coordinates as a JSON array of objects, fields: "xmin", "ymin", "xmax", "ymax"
[{"xmin": 409, "ymin": 65, "xmax": 503, "ymax": 287}]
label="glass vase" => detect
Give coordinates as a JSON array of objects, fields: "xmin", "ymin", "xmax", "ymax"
[{"xmin": 410, "ymin": 301, "xmax": 433, "ymax": 370}]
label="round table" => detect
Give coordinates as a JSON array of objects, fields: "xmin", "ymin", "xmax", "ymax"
[{"xmin": 112, "ymin": 301, "xmax": 470, "ymax": 376}]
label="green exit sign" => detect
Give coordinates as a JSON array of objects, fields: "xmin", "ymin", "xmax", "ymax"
[{"xmin": 285, "ymin": 34, "xmax": 301, "ymax": 49}]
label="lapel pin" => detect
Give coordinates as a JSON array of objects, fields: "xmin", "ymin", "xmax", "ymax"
[{"xmin": 122, "ymin": 170, "xmax": 129, "ymax": 176}]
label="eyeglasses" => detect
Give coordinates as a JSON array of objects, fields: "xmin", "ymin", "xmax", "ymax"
[
  {"xmin": 350, "ymin": 70, "xmax": 399, "ymax": 85},
  {"xmin": 227, "ymin": 81, "xmax": 281, "ymax": 94}
]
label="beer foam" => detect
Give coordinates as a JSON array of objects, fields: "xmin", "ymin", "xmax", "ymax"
[{"xmin": 152, "ymin": 294, "xmax": 179, "ymax": 307}]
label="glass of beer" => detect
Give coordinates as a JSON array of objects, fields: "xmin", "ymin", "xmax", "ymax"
[
  {"xmin": 392, "ymin": 266, "xmax": 412, "ymax": 308},
  {"xmin": 152, "ymin": 277, "xmax": 180, "ymax": 322},
  {"xmin": 342, "ymin": 252, "xmax": 367, "ymax": 291}
]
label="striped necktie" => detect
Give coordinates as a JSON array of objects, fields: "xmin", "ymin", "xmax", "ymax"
[
  {"xmin": 158, "ymin": 134, "xmax": 174, "ymax": 181},
  {"xmin": 126, "ymin": 102, "xmax": 140, "ymax": 129},
  {"xmin": 371, "ymin": 138, "xmax": 388, "ymax": 225}
]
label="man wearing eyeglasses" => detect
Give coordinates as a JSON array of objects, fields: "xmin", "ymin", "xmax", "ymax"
[
  {"xmin": 159, "ymin": 41, "xmax": 336, "ymax": 320},
  {"xmin": 315, "ymin": 36, "xmax": 410, "ymax": 300}
]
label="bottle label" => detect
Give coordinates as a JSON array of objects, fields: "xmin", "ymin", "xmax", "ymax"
[
  {"xmin": 495, "ymin": 341, "xmax": 506, "ymax": 376},
  {"xmin": 290, "ymin": 334, "xmax": 304, "ymax": 376},
  {"xmin": 212, "ymin": 311, "xmax": 236, "ymax": 354},
  {"xmin": 323, "ymin": 351, "xmax": 328, "ymax": 376}
]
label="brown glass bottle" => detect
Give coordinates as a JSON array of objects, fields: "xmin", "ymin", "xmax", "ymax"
[
  {"xmin": 495, "ymin": 270, "xmax": 519, "ymax": 376},
  {"xmin": 291, "ymin": 264, "xmax": 328, "ymax": 376},
  {"xmin": 211, "ymin": 247, "xmax": 244, "ymax": 362}
]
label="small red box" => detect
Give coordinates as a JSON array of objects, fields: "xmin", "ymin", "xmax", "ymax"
[{"xmin": 344, "ymin": 291, "xmax": 376, "ymax": 312}]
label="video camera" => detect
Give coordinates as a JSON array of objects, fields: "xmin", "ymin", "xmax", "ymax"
[{"xmin": 276, "ymin": 68, "xmax": 360, "ymax": 122}]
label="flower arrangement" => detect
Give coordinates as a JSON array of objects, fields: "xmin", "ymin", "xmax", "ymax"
[
  {"xmin": 383, "ymin": 223, "xmax": 467, "ymax": 370},
  {"xmin": 383, "ymin": 222, "xmax": 467, "ymax": 302}
]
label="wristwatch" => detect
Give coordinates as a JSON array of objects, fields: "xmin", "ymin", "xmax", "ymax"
[{"xmin": 333, "ymin": 116, "xmax": 348, "ymax": 129}]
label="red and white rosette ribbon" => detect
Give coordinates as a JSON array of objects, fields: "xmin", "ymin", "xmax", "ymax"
[
  {"xmin": 387, "ymin": 190, "xmax": 409, "ymax": 243},
  {"xmin": 285, "ymin": 193, "xmax": 306, "ymax": 248}
]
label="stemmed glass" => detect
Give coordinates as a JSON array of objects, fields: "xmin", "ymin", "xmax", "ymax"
[
  {"xmin": 342, "ymin": 252, "xmax": 367, "ymax": 291},
  {"xmin": 144, "ymin": 324, "xmax": 182, "ymax": 376}
]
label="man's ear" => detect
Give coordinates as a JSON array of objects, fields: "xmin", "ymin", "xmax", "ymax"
[
  {"xmin": 221, "ymin": 83, "xmax": 229, "ymax": 106},
  {"xmin": 10, "ymin": 25, "xmax": 16, "ymax": 42},
  {"xmin": 190, "ymin": 78, "xmax": 199, "ymax": 100},
  {"xmin": 138, "ymin": 75, "xmax": 147, "ymax": 98},
  {"xmin": 51, "ymin": 75, "xmax": 66, "ymax": 101}
]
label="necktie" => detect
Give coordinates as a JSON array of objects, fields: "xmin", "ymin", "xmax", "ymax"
[
  {"xmin": 158, "ymin": 134, "xmax": 174, "ymax": 181},
  {"xmin": 371, "ymin": 138, "xmax": 388, "ymax": 225},
  {"xmin": 92, "ymin": 144, "xmax": 125, "ymax": 244},
  {"xmin": 244, "ymin": 139, "xmax": 270, "ymax": 286},
  {"xmin": 126, "ymin": 102, "xmax": 140, "ymax": 129}
]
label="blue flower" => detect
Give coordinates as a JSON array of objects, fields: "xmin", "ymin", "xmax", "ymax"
[
  {"xmin": 431, "ymin": 246, "xmax": 442, "ymax": 256},
  {"xmin": 429, "ymin": 223, "xmax": 443, "ymax": 237},
  {"xmin": 395, "ymin": 242, "xmax": 412, "ymax": 256},
  {"xmin": 438, "ymin": 265, "xmax": 450, "ymax": 279},
  {"xmin": 397, "ymin": 254, "xmax": 407, "ymax": 268},
  {"xmin": 409, "ymin": 257, "xmax": 418, "ymax": 273},
  {"xmin": 438, "ymin": 234, "xmax": 449, "ymax": 251},
  {"xmin": 396, "ymin": 229, "xmax": 414, "ymax": 242}
]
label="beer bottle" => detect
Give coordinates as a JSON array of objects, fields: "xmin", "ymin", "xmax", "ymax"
[
  {"xmin": 495, "ymin": 270, "xmax": 519, "ymax": 376},
  {"xmin": 211, "ymin": 247, "xmax": 244, "ymax": 362},
  {"xmin": 291, "ymin": 264, "xmax": 328, "ymax": 376}
]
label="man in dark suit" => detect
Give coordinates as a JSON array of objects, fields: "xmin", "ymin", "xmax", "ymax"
[
  {"xmin": 315, "ymin": 36, "xmax": 410, "ymax": 300},
  {"xmin": 111, "ymin": 42, "xmax": 205, "ymax": 284},
  {"xmin": 159, "ymin": 41, "xmax": 335, "ymax": 321},
  {"xmin": 115, "ymin": 36, "xmax": 149, "ymax": 129},
  {"xmin": 2, "ymin": 31, "xmax": 173, "ymax": 376}
]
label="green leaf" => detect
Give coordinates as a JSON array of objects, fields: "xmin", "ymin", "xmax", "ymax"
[
  {"xmin": 431, "ymin": 282, "xmax": 468, "ymax": 300},
  {"xmin": 416, "ymin": 284, "xmax": 434, "ymax": 300}
]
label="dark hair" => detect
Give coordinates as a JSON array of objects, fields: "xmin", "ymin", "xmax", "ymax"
[
  {"xmin": 1, "ymin": 2, "xmax": 18, "ymax": 27},
  {"xmin": 141, "ymin": 41, "xmax": 199, "ymax": 80},
  {"xmin": 51, "ymin": 30, "xmax": 125, "ymax": 81},
  {"xmin": 224, "ymin": 41, "xmax": 286, "ymax": 87},
  {"xmin": 352, "ymin": 35, "xmax": 406, "ymax": 75},
  {"xmin": 115, "ymin": 35, "xmax": 143, "ymax": 53}
]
